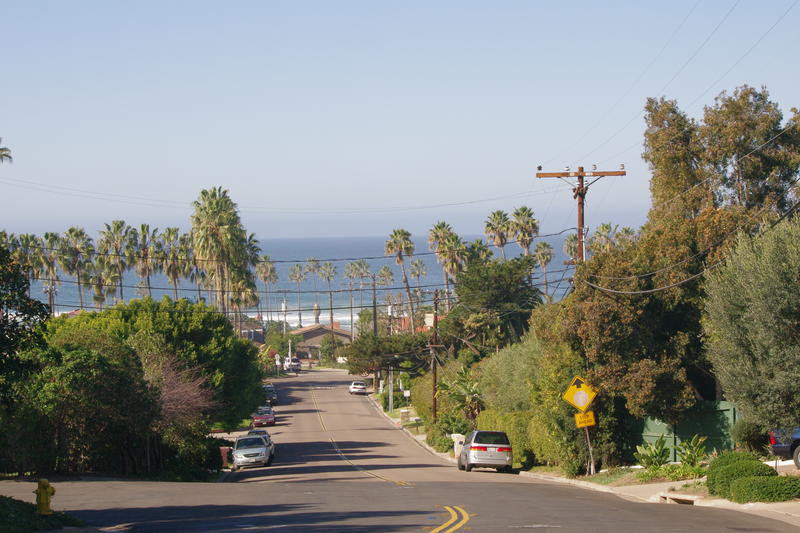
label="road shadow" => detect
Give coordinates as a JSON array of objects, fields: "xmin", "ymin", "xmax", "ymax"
[{"xmin": 73, "ymin": 503, "xmax": 433, "ymax": 532}]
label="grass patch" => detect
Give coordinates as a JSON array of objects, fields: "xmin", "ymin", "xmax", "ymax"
[
  {"xmin": 525, "ymin": 465, "xmax": 567, "ymax": 476},
  {"xmin": 671, "ymin": 480, "xmax": 708, "ymax": 497},
  {"xmin": 0, "ymin": 495, "xmax": 84, "ymax": 533},
  {"xmin": 210, "ymin": 418, "xmax": 252, "ymax": 432},
  {"xmin": 582, "ymin": 467, "xmax": 637, "ymax": 486}
]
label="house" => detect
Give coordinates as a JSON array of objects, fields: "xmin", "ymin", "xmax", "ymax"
[{"xmin": 290, "ymin": 322, "xmax": 352, "ymax": 358}]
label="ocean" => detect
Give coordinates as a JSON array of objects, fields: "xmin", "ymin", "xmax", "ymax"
[{"xmin": 28, "ymin": 234, "xmax": 572, "ymax": 331}]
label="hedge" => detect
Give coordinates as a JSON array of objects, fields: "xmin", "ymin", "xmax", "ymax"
[
  {"xmin": 712, "ymin": 461, "xmax": 777, "ymax": 499},
  {"xmin": 730, "ymin": 475, "xmax": 800, "ymax": 503},
  {"xmin": 476, "ymin": 409, "xmax": 535, "ymax": 468},
  {"xmin": 706, "ymin": 451, "xmax": 760, "ymax": 495}
]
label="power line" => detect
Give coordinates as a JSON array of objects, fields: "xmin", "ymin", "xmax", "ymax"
[
  {"xmin": 573, "ymin": 0, "xmax": 741, "ymax": 164},
  {"xmin": 583, "ymin": 196, "xmax": 800, "ymax": 295}
]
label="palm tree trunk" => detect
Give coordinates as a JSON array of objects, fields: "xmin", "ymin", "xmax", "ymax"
[
  {"xmin": 118, "ymin": 263, "xmax": 125, "ymax": 302},
  {"xmin": 328, "ymin": 286, "xmax": 335, "ymax": 351},
  {"xmin": 76, "ymin": 266, "xmax": 85, "ymax": 309},
  {"xmin": 500, "ymin": 245, "xmax": 506, "ymax": 260},
  {"xmin": 349, "ymin": 284, "xmax": 354, "ymax": 341},
  {"xmin": 543, "ymin": 266, "xmax": 549, "ymax": 302},
  {"xmin": 172, "ymin": 279, "xmax": 178, "ymax": 300},
  {"xmin": 400, "ymin": 262, "xmax": 415, "ymax": 332},
  {"xmin": 296, "ymin": 283, "xmax": 302, "ymax": 327}
]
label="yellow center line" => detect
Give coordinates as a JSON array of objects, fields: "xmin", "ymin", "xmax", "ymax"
[
  {"xmin": 430, "ymin": 506, "xmax": 458, "ymax": 533},
  {"xmin": 444, "ymin": 506, "xmax": 470, "ymax": 533},
  {"xmin": 310, "ymin": 386, "xmax": 410, "ymax": 487}
]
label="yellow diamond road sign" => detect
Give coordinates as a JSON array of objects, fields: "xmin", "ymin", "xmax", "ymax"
[
  {"xmin": 562, "ymin": 375, "xmax": 597, "ymax": 412},
  {"xmin": 575, "ymin": 411, "xmax": 596, "ymax": 428}
]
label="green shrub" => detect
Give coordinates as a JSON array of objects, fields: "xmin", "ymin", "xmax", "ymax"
[
  {"xmin": 0, "ymin": 495, "xmax": 84, "ymax": 533},
  {"xmin": 635, "ymin": 463, "xmax": 706, "ymax": 482},
  {"xmin": 730, "ymin": 475, "xmax": 800, "ymax": 503},
  {"xmin": 706, "ymin": 451, "xmax": 760, "ymax": 494},
  {"xmin": 730, "ymin": 420, "xmax": 768, "ymax": 452},
  {"xmin": 476, "ymin": 409, "xmax": 536, "ymax": 468},
  {"xmin": 712, "ymin": 461, "xmax": 776, "ymax": 499},
  {"xmin": 677, "ymin": 435, "xmax": 707, "ymax": 467},
  {"xmin": 634, "ymin": 436, "xmax": 671, "ymax": 468}
]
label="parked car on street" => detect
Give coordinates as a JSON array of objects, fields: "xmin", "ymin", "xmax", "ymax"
[
  {"xmin": 349, "ymin": 381, "xmax": 367, "ymax": 395},
  {"xmin": 770, "ymin": 429, "xmax": 800, "ymax": 467},
  {"xmin": 247, "ymin": 429, "xmax": 271, "ymax": 440},
  {"xmin": 457, "ymin": 430, "xmax": 513, "ymax": 473},
  {"xmin": 263, "ymin": 384, "xmax": 278, "ymax": 405},
  {"xmin": 251, "ymin": 406, "xmax": 276, "ymax": 427},
  {"xmin": 232, "ymin": 435, "xmax": 275, "ymax": 470}
]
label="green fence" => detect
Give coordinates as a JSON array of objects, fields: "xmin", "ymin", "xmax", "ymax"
[{"xmin": 636, "ymin": 401, "xmax": 737, "ymax": 462}]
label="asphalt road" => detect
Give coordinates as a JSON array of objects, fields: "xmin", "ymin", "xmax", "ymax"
[{"xmin": 1, "ymin": 369, "xmax": 796, "ymax": 532}]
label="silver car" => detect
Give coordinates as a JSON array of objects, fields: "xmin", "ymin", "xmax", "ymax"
[
  {"xmin": 458, "ymin": 430, "xmax": 513, "ymax": 473},
  {"xmin": 232, "ymin": 435, "xmax": 275, "ymax": 470}
]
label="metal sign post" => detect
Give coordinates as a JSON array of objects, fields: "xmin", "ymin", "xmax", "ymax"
[{"xmin": 563, "ymin": 375, "xmax": 599, "ymax": 476}]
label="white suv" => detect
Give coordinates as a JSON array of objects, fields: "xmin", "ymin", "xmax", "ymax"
[{"xmin": 348, "ymin": 381, "xmax": 367, "ymax": 395}]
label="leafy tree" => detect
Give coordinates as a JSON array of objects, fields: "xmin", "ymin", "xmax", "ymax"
[
  {"xmin": 700, "ymin": 85, "xmax": 800, "ymax": 211},
  {"xmin": 0, "ymin": 137, "xmax": 11, "ymax": 163},
  {"xmin": 0, "ymin": 244, "xmax": 48, "ymax": 403},
  {"xmin": 441, "ymin": 256, "xmax": 539, "ymax": 355},
  {"xmin": 704, "ymin": 218, "xmax": 800, "ymax": 429}
]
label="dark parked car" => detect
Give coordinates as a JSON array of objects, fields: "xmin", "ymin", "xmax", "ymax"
[
  {"xmin": 770, "ymin": 429, "xmax": 800, "ymax": 467},
  {"xmin": 263, "ymin": 384, "xmax": 278, "ymax": 405}
]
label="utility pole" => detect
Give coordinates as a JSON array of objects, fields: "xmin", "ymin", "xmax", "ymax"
[
  {"xmin": 535, "ymin": 165, "xmax": 626, "ymax": 261},
  {"xmin": 430, "ymin": 290, "xmax": 440, "ymax": 421}
]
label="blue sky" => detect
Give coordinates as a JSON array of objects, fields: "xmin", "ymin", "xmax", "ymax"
[{"xmin": 1, "ymin": 1, "xmax": 798, "ymax": 239}]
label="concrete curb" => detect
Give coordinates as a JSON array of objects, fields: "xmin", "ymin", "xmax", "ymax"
[{"xmin": 516, "ymin": 471, "xmax": 622, "ymax": 496}]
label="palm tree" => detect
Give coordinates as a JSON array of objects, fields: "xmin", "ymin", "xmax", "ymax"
[
  {"xmin": 467, "ymin": 239, "xmax": 493, "ymax": 264},
  {"xmin": 616, "ymin": 227, "xmax": 637, "ymax": 246},
  {"xmin": 184, "ymin": 231, "xmax": 206, "ymax": 303},
  {"xmin": 511, "ymin": 206, "xmax": 539, "ymax": 256},
  {"xmin": 131, "ymin": 224, "xmax": 161, "ymax": 298},
  {"xmin": 13, "ymin": 234, "xmax": 42, "ymax": 297},
  {"xmin": 385, "ymin": 228, "xmax": 416, "ymax": 332},
  {"xmin": 589, "ymin": 223, "xmax": 617, "ymax": 255},
  {"xmin": 98, "ymin": 220, "xmax": 133, "ymax": 302},
  {"xmin": 439, "ymin": 233, "xmax": 467, "ymax": 310},
  {"xmin": 191, "ymin": 187, "xmax": 249, "ymax": 315},
  {"xmin": 428, "ymin": 221, "xmax": 454, "ymax": 297},
  {"xmin": 409, "ymin": 258, "xmax": 427, "ymax": 309},
  {"xmin": 354, "ymin": 259, "xmax": 371, "ymax": 310},
  {"xmin": 255, "ymin": 255, "xmax": 278, "ymax": 322},
  {"xmin": 377, "ymin": 265, "xmax": 394, "ymax": 287},
  {"xmin": 436, "ymin": 366, "xmax": 484, "ymax": 425},
  {"xmin": 40, "ymin": 232, "xmax": 61, "ymax": 313},
  {"xmin": 288, "ymin": 263, "xmax": 307, "ymax": 327},
  {"xmin": 319, "ymin": 262, "xmax": 338, "ymax": 346},
  {"xmin": 563, "ymin": 234, "xmax": 579, "ymax": 264},
  {"xmin": 60, "ymin": 227, "xmax": 94, "ymax": 309},
  {"xmin": 229, "ymin": 276, "xmax": 258, "ymax": 335},
  {"xmin": 484, "ymin": 210, "xmax": 511, "ymax": 260},
  {"xmin": 160, "ymin": 227, "xmax": 183, "ymax": 300},
  {"xmin": 89, "ymin": 254, "xmax": 119, "ymax": 310},
  {"xmin": 534, "ymin": 241, "xmax": 554, "ymax": 302},
  {"xmin": 0, "ymin": 137, "xmax": 12, "ymax": 163},
  {"xmin": 305, "ymin": 257, "xmax": 321, "ymax": 306},
  {"xmin": 344, "ymin": 261, "xmax": 360, "ymax": 340}
]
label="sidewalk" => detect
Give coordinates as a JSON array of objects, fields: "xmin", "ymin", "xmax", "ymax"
[{"xmin": 369, "ymin": 394, "xmax": 800, "ymax": 530}]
